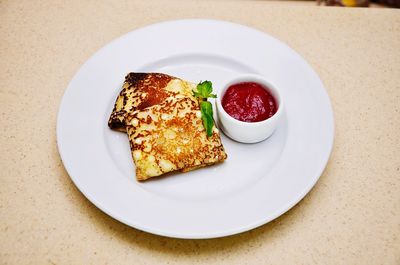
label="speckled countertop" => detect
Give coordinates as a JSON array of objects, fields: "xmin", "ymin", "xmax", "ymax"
[{"xmin": 1, "ymin": 0, "xmax": 399, "ymax": 264}]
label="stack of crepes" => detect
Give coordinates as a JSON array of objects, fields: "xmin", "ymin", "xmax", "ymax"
[{"xmin": 108, "ymin": 73, "xmax": 227, "ymax": 181}]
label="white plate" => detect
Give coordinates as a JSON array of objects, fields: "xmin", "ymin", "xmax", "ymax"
[{"xmin": 57, "ymin": 19, "xmax": 334, "ymax": 239}]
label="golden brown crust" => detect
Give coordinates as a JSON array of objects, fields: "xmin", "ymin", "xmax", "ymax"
[
  {"xmin": 108, "ymin": 72, "xmax": 227, "ymax": 180},
  {"xmin": 108, "ymin": 73, "xmax": 174, "ymax": 131},
  {"xmin": 126, "ymin": 96, "xmax": 227, "ymax": 181}
]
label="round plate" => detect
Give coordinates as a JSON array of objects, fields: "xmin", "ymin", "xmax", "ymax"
[{"xmin": 57, "ymin": 19, "xmax": 334, "ymax": 239}]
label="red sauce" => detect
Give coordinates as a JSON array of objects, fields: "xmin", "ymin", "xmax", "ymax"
[{"xmin": 222, "ymin": 82, "xmax": 277, "ymax": 122}]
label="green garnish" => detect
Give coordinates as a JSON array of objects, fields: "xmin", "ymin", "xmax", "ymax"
[
  {"xmin": 193, "ymin": 81, "xmax": 217, "ymax": 99},
  {"xmin": 200, "ymin": 101, "xmax": 214, "ymax": 137},
  {"xmin": 193, "ymin": 81, "xmax": 217, "ymax": 137}
]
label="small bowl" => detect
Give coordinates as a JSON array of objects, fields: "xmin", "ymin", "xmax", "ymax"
[{"xmin": 216, "ymin": 74, "xmax": 284, "ymax": 143}]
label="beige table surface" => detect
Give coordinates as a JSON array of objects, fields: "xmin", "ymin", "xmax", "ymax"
[{"xmin": 1, "ymin": 0, "xmax": 400, "ymax": 264}]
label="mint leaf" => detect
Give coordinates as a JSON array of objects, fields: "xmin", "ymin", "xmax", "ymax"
[
  {"xmin": 200, "ymin": 101, "xmax": 214, "ymax": 137},
  {"xmin": 193, "ymin": 80, "xmax": 217, "ymax": 137},
  {"xmin": 197, "ymin": 80, "xmax": 212, "ymax": 96},
  {"xmin": 195, "ymin": 81, "xmax": 216, "ymax": 99}
]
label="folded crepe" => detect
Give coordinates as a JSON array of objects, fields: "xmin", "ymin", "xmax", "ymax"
[
  {"xmin": 108, "ymin": 73, "xmax": 227, "ymax": 181},
  {"xmin": 108, "ymin": 73, "xmax": 192, "ymax": 132}
]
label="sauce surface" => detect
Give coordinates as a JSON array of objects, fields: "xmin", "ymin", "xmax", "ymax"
[{"xmin": 222, "ymin": 82, "xmax": 277, "ymax": 122}]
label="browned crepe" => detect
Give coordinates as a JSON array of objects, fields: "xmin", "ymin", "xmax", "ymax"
[{"xmin": 108, "ymin": 73, "xmax": 227, "ymax": 180}]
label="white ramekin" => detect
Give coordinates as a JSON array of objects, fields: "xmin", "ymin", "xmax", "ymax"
[{"xmin": 216, "ymin": 74, "xmax": 284, "ymax": 143}]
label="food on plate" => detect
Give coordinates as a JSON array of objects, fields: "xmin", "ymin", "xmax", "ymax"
[
  {"xmin": 108, "ymin": 73, "xmax": 227, "ymax": 181},
  {"xmin": 222, "ymin": 82, "xmax": 277, "ymax": 122},
  {"xmin": 108, "ymin": 73, "xmax": 193, "ymax": 132},
  {"xmin": 126, "ymin": 96, "xmax": 226, "ymax": 180},
  {"xmin": 216, "ymin": 75, "xmax": 283, "ymax": 144}
]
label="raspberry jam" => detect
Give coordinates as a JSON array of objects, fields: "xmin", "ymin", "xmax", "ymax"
[{"xmin": 222, "ymin": 82, "xmax": 277, "ymax": 122}]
